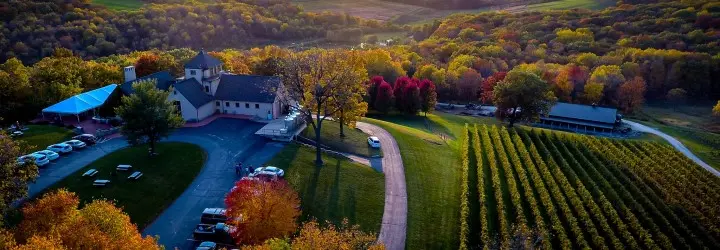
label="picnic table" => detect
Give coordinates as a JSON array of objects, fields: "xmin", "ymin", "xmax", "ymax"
[
  {"xmin": 82, "ymin": 169, "xmax": 98, "ymax": 177},
  {"xmin": 93, "ymin": 179, "xmax": 110, "ymax": 186},
  {"xmin": 116, "ymin": 165, "xmax": 132, "ymax": 171},
  {"xmin": 128, "ymin": 171, "xmax": 143, "ymax": 180}
]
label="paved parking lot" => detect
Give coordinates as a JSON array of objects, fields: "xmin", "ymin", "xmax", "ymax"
[{"xmin": 25, "ymin": 118, "xmax": 286, "ymax": 249}]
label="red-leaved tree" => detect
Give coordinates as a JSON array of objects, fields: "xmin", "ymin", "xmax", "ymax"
[
  {"xmin": 224, "ymin": 179, "xmax": 300, "ymax": 246},
  {"xmin": 375, "ymin": 81, "xmax": 394, "ymax": 113},
  {"xmin": 393, "ymin": 76, "xmax": 412, "ymax": 111},
  {"xmin": 419, "ymin": 79, "xmax": 437, "ymax": 116},
  {"xmin": 401, "ymin": 80, "xmax": 421, "ymax": 114},
  {"xmin": 480, "ymin": 71, "xmax": 507, "ymax": 104}
]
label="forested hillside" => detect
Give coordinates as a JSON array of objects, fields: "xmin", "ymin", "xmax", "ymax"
[
  {"xmin": 0, "ymin": 0, "xmax": 392, "ymax": 63},
  {"xmin": 381, "ymin": 0, "xmax": 550, "ymax": 10},
  {"xmin": 409, "ymin": 0, "xmax": 720, "ymax": 105}
]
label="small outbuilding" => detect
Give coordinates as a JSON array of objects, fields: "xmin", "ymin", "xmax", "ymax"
[{"xmin": 537, "ymin": 102, "xmax": 620, "ymax": 133}]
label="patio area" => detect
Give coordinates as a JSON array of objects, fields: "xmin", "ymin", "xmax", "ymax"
[{"xmin": 32, "ymin": 116, "xmax": 114, "ymax": 135}]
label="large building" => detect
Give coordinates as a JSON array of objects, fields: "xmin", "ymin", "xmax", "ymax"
[
  {"xmin": 119, "ymin": 50, "xmax": 283, "ymax": 122},
  {"xmin": 537, "ymin": 102, "xmax": 620, "ymax": 133}
]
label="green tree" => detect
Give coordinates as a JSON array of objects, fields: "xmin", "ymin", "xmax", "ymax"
[
  {"xmin": 115, "ymin": 79, "xmax": 184, "ymax": 155},
  {"xmin": 666, "ymin": 88, "xmax": 687, "ymax": 109},
  {"xmin": 0, "ymin": 131, "xmax": 38, "ymax": 225},
  {"xmin": 492, "ymin": 70, "xmax": 556, "ymax": 127},
  {"xmin": 0, "ymin": 58, "xmax": 32, "ymax": 123},
  {"xmin": 712, "ymin": 100, "xmax": 720, "ymax": 117}
]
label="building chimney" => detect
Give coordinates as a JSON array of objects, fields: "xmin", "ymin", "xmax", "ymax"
[{"xmin": 124, "ymin": 66, "xmax": 137, "ymax": 82}]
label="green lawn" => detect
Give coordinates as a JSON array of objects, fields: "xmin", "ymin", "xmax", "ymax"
[
  {"xmin": 46, "ymin": 142, "xmax": 206, "ymax": 229},
  {"xmin": 525, "ymin": 0, "xmax": 615, "ymax": 11},
  {"xmin": 362, "ymin": 112, "xmax": 496, "ymax": 249},
  {"xmin": 266, "ymin": 144, "xmax": 384, "ymax": 233},
  {"xmin": 92, "ymin": 0, "xmax": 144, "ymax": 10},
  {"xmin": 301, "ymin": 120, "xmax": 382, "ymax": 158},
  {"xmin": 17, "ymin": 125, "xmax": 73, "ymax": 153}
]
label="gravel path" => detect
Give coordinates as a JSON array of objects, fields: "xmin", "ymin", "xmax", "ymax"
[
  {"xmin": 626, "ymin": 120, "xmax": 720, "ymax": 177},
  {"xmin": 356, "ymin": 122, "xmax": 407, "ymax": 250}
]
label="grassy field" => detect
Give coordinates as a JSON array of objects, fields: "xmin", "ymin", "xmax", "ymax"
[
  {"xmin": 301, "ymin": 120, "xmax": 382, "ymax": 158},
  {"xmin": 46, "ymin": 142, "xmax": 206, "ymax": 229},
  {"xmin": 92, "ymin": 0, "xmax": 144, "ymax": 10},
  {"xmin": 16, "ymin": 125, "xmax": 73, "ymax": 153},
  {"xmin": 266, "ymin": 144, "xmax": 384, "ymax": 233}
]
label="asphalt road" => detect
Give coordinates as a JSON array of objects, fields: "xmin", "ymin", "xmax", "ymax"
[
  {"xmin": 356, "ymin": 122, "xmax": 407, "ymax": 250},
  {"xmin": 625, "ymin": 120, "xmax": 720, "ymax": 177},
  {"xmin": 25, "ymin": 119, "xmax": 286, "ymax": 249}
]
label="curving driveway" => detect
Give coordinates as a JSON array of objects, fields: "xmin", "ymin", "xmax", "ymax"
[
  {"xmin": 356, "ymin": 122, "xmax": 407, "ymax": 250},
  {"xmin": 626, "ymin": 120, "xmax": 720, "ymax": 177},
  {"xmin": 26, "ymin": 118, "xmax": 286, "ymax": 249}
]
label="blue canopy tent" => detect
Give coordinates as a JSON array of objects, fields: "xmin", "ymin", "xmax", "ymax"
[{"xmin": 42, "ymin": 84, "xmax": 118, "ymax": 122}]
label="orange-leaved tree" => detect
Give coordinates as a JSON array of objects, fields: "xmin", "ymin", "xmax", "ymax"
[
  {"xmin": 225, "ymin": 179, "xmax": 300, "ymax": 246},
  {"xmin": 243, "ymin": 219, "xmax": 384, "ymax": 250},
  {"xmin": 7, "ymin": 189, "xmax": 159, "ymax": 250}
]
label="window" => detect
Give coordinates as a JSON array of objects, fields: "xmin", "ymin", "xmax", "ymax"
[
  {"xmin": 173, "ymin": 101, "xmax": 181, "ymax": 114},
  {"xmin": 225, "ymin": 102, "xmax": 229, "ymax": 107},
  {"xmin": 235, "ymin": 102, "xmax": 239, "ymax": 108},
  {"xmin": 173, "ymin": 90, "xmax": 177, "ymax": 95},
  {"xmin": 245, "ymin": 103, "xmax": 249, "ymax": 108},
  {"xmin": 215, "ymin": 101, "xmax": 220, "ymax": 106},
  {"xmin": 190, "ymin": 70, "xmax": 196, "ymax": 76},
  {"xmin": 204, "ymin": 86, "xmax": 209, "ymax": 93},
  {"xmin": 255, "ymin": 104, "xmax": 260, "ymax": 109}
]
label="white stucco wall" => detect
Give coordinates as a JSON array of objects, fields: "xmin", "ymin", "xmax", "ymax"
[
  {"xmin": 184, "ymin": 69, "xmax": 202, "ymax": 83},
  {"xmin": 218, "ymin": 100, "xmax": 275, "ymax": 119},
  {"xmin": 168, "ymin": 89, "xmax": 199, "ymax": 121},
  {"xmin": 197, "ymin": 102, "xmax": 215, "ymax": 121}
]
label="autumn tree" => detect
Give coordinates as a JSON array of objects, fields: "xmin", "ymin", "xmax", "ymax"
[
  {"xmin": 225, "ymin": 179, "xmax": 300, "ymax": 246},
  {"xmin": 291, "ymin": 219, "xmax": 383, "ymax": 250},
  {"xmin": 115, "ymin": 79, "xmax": 184, "ymax": 155},
  {"xmin": 393, "ymin": 77, "xmax": 412, "ymax": 111},
  {"xmin": 493, "ymin": 70, "xmax": 556, "ymax": 127},
  {"xmin": 366, "ymin": 76, "xmax": 386, "ymax": 111},
  {"xmin": 588, "ymin": 65, "xmax": 625, "ymax": 104},
  {"xmin": 617, "ymin": 77, "xmax": 647, "ymax": 113},
  {"xmin": 375, "ymin": 81, "xmax": 394, "ymax": 114},
  {"xmin": 10, "ymin": 189, "xmax": 159, "ymax": 249},
  {"xmin": 363, "ymin": 49, "xmax": 405, "ymax": 83},
  {"xmin": 583, "ymin": 83, "xmax": 604, "ymax": 104},
  {"xmin": 0, "ymin": 132, "xmax": 38, "ymax": 223},
  {"xmin": 31, "ymin": 48, "xmax": 84, "ymax": 107},
  {"xmin": 0, "ymin": 58, "xmax": 32, "ymax": 122},
  {"xmin": 480, "ymin": 71, "xmax": 506, "ymax": 104},
  {"xmin": 134, "ymin": 53, "xmax": 162, "ymax": 78},
  {"xmin": 332, "ymin": 75, "xmax": 369, "ymax": 137},
  {"xmin": 419, "ymin": 79, "xmax": 437, "ymax": 116},
  {"xmin": 713, "ymin": 101, "xmax": 720, "ymax": 117},
  {"xmin": 457, "ymin": 69, "xmax": 482, "ymax": 103},
  {"xmin": 277, "ymin": 49, "xmax": 367, "ymax": 165},
  {"xmin": 400, "ymin": 79, "xmax": 422, "ymax": 115}
]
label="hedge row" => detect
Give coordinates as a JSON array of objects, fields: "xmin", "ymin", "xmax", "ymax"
[{"xmin": 471, "ymin": 125, "xmax": 490, "ymax": 247}]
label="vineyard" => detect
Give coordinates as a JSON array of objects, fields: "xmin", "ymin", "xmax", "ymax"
[{"xmin": 459, "ymin": 125, "xmax": 720, "ymax": 249}]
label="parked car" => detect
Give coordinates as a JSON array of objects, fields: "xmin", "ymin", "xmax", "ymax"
[
  {"xmin": 10, "ymin": 131, "xmax": 23, "ymax": 138},
  {"xmin": 72, "ymin": 134, "xmax": 97, "ymax": 145},
  {"xmin": 201, "ymin": 208, "xmax": 227, "ymax": 224},
  {"xmin": 17, "ymin": 153, "xmax": 50, "ymax": 167},
  {"xmin": 368, "ymin": 136, "xmax": 381, "ymax": 148},
  {"xmin": 250, "ymin": 166, "xmax": 284, "ymax": 178},
  {"xmin": 193, "ymin": 223, "xmax": 234, "ymax": 244},
  {"xmin": 47, "ymin": 143, "xmax": 73, "ymax": 154},
  {"xmin": 63, "ymin": 139, "xmax": 87, "ymax": 149},
  {"xmin": 196, "ymin": 241, "xmax": 217, "ymax": 250},
  {"xmin": 34, "ymin": 150, "xmax": 60, "ymax": 161}
]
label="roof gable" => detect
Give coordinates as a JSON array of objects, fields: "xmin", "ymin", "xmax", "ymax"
[
  {"xmin": 214, "ymin": 74, "xmax": 280, "ymax": 103},
  {"xmin": 547, "ymin": 102, "xmax": 618, "ymax": 124},
  {"xmin": 173, "ymin": 78, "xmax": 214, "ymax": 108},
  {"xmin": 120, "ymin": 71, "xmax": 174, "ymax": 95},
  {"xmin": 184, "ymin": 50, "xmax": 223, "ymax": 69}
]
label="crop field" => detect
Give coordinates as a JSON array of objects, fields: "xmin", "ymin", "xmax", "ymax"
[{"xmin": 459, "ymin": 125, "xmax": 720, "ymax": 249}]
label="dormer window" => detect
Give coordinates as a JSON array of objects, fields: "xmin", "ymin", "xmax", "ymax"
[{"xmin": 190, "ymin": 70, "xmax": 196, "ymax": 76}]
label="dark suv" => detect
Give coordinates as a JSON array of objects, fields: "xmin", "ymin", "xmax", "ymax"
[
  {"xmin": 193, "ymin": 223, "xmax": 234, "ymax": 244},
  {"xmin": 72, "ymin": 134, "xmax": 97, "ymax": 145}
]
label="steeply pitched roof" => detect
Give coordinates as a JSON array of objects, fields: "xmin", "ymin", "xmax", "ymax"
[
  {"xmin": 184, "ymin": 50, "xmax": 223, "ymax": 69},
  {"xmin": 547, "ymin": 102, "xmax": 618, "ymax": 124},
  {"xmin": 120, "ymin": 71, "xmax": 174, "ymax": 95},
  {"xmin": 215, "ymin": 74, "xmax": 280, "ymax": 103},
  {"xmin": 173, "ymin": 78, "xmax": 214, "ymax": 108}
]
